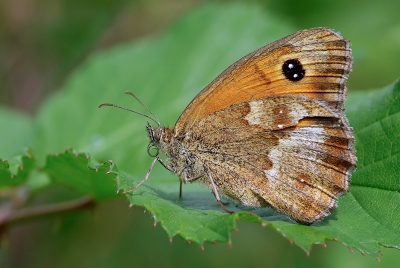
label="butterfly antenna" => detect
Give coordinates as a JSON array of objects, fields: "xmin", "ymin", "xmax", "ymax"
[
  {"xmin": 124, "ymin": 91, "xmax": 161, "ymax": 127},
  {"xmin": 98, "ymin": 103, "xmax": 160, "ymax": 127}
]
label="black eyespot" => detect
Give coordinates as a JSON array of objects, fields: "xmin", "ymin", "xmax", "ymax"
[{"xmin": 282, "ymin": 59, "xmax": 305, "ymax": 82}]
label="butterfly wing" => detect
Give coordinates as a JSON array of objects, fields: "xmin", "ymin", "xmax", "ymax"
[
  {"xmin": 175, "ymin": 28, "xmax": 352, "ymax": 134},
  {"xmin": 175, "ymin": 28, "xmax": 356, "ymax": 224}
]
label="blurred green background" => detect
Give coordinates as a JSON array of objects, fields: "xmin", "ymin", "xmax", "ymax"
[{"xmin": 1, "ymin": 0, "xmax": 399, "ymax": 267}]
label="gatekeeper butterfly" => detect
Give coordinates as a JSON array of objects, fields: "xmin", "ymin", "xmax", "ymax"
[{"xmin": 100, "ymin": 27, "xmax": 357, "ymax": 224}]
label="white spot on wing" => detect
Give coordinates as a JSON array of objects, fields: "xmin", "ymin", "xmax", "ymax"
[
  {"xmin": 288, "ymin": 102, "xmax": 308, "ymax": 119},
  {"xmin": 245, "ymin": 100, "xmax": 264, "ymax": 125},
  {"xmin": 264, "ymin": 149, "xmax": 282, "ymax": 186},
  {"xmin": 281, "ymin": 126, "xmax": 325, "ymax": 146}
]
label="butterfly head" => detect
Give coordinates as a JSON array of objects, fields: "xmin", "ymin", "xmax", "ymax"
[{"xmin": 146, "ymin": 121, "xmax": 174, "ymax": 158}]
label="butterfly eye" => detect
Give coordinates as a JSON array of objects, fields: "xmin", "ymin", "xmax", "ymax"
[
  {"xmin": 282, "ymin": 59, "xmax": 305, "ymax": 82},
  {"xmin": 147, "ymin": 143, "xmax": 159, "ymax": 157}
]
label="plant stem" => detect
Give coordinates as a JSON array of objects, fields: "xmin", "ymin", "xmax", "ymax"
[{"xmin": 0, "ymin": 196, "xmax": 94, "ymax": 227}]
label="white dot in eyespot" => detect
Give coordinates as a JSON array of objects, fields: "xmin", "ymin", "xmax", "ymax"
[
  {"xmin": 300, "ymin": 179, "xmax": 305, "ymax": 183},
  {"xmin": 279, "ymin": 110, "xmax": 282, "ymax": 114},
  {"xmin": 288, "ymin": 63, "xmax": 294, "ymax": 69},
  {"xmin": 278, "ymin": 124, "xmax": 283, "ymax": 129},
  {"xmin": 293, "ymin": 74, "xmax": 298, "ymax": 78}
]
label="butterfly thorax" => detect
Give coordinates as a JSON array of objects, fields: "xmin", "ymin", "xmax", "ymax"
[{"xmin": 146, "ymin": 122, "xmax": 205, "ymax": 183}]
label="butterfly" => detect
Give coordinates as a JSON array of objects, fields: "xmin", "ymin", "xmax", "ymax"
[{"xmin": 100, "ymin": 27, "xmax": 357, "ymax": 224}]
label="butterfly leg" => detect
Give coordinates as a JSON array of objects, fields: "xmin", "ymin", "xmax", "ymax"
[
  {"xmin": 211, "ymin": 191, "xmax": 230, "ymax": 206},
  {"xmin": 123, "ymin": 157, "xmax": 158, "ymax": 194},
  {"xmin": 206, "ymin": 171, "xmax": 234, "ymax": 214},
  {"xmin": 156, "ymin": 156, "xmax": 185, "ymax": 198},
  {"xmin": 156, "ymin": 157, "xmax": 175, "ymax": 173}
]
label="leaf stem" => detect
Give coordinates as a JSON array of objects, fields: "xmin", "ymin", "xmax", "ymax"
[{"xmin": 0, "ymin": 196, "xmax": 94, "ymax": 227}]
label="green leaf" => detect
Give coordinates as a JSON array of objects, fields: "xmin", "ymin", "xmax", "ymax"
[
  {"xmin": 346, "ymin": 80, "xmax": 400, "ymax": 245},
  {"xmin": 0, "ymin": 149, "xmax": 35, "ymax": 187},
  {"xmin": 43, "ymin": 149, "xmax": 118, "ymax": 200},
  {"xmin": 113, "ymin": 166, "xmax": 246, "ymax": 244}
]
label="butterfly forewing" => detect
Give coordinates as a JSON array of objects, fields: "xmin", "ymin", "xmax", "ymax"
[{"xmin": 175, "ymin": 28, "xmax": 352, "ymax": 134}]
